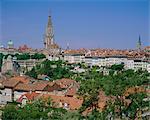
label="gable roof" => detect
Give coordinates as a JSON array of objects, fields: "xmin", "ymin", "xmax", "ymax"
[
  {"xmin": 9, "ymin": 76, "xmax": 30, "ymax": 84},
  {"xmin": 3, "ymin": 79, "xmax": 22, "ymax": 88},
  {"xmin": 33, "ymin": 81, "xmax": 50, "ymax": 91},
  {"xmin": 2, "ymin": 76, "xmax": 31, "ymax": 88},
  {"xmin": 55, "ymin": 78, "xmax": 79, "ymax": 89},
  {"xmin": 17, "ymin": 92, "xmax": 40, "ymax": 103},
  {"xmin": 14, "ymin": 83, "xmax": 35, "ymax": 91},
  {"xmin": 46, "ymin": 82, "xmax": 62, "ymax": 92},
  {"xmin": 14, "ymin": 81, "xmax": 53, "ymax": 92}
]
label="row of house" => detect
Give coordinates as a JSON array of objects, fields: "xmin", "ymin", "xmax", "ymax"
[
  {"xmin": 62, "ymin": 48, "xmax": 150, "ymax": 72},
  {"xmin": 0, "ymin": 76, "xmax": 82, "ymax": 110},
  {"xmin": 1, "ymin": 45, "xmax": 150, "ymax": 73}
]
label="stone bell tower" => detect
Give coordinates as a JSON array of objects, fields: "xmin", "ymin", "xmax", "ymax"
[
  {"xmin": 44, "ymin": 15, "xmax": 54, "ymax": 49},
  {"xmin": 43, "ymin": 15, "xmax": 60, "ymax": 56}
]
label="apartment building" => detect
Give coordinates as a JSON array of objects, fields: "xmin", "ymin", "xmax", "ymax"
[{"xmin": 0, "ymin": 79, "xmax": 12, "ymax": 104}]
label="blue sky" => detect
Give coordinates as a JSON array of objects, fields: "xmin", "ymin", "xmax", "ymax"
[{"xmin": 0, "ymin": 0, "xmax": 149, "ymax": 49}]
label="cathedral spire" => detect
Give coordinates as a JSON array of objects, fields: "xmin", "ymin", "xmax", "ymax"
[
  {"xmin": 44, "ymin": 15, "xmax": 54, "ymax": 49},
  {"xmin": 137, "ymin": 35, "xmax": 142, "ymax": 51},
  {"xmin": 43, "ymin": 14, "xmax": 60, "ymax": 56}
]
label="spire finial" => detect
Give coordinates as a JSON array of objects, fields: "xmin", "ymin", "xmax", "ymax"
[{"xmin": 137, "ymin": 35, "xmax": 142, "ymax": 51}]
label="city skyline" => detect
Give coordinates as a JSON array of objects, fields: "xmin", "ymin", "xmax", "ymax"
[{"xmin": 0, "ymin": 0, "xmax": 149, "ymax": 49}]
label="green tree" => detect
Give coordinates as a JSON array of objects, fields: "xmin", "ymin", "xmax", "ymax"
[
  {"xmin": 2, "ymin": 98, "xmax": 67, "ymax": 120},
  {"xmin": 62, "ymin": 111, "xmax": 82, "ymax": 120},
  {"xmin": 125, "ymin": 93, "xmax": 149, "ymax": 119},
  {"xmin": 27, "ymin": 59, "xmax": 73, "ymax": 80},
  {"xmin": 110, "ymin": 64, "xmax": 124, "ymax": 71},
  {"xmin": 87, "ymin": 110, "xmax": 107, "ymax": 120},
  {"xmin": 15, "ymin": 53, "xmax": 30, "ymax": 60},
  {"xmin": 31, "ymin": 53, "xmax": 46, "ymax": 60},
  {"xmin": 26, "ymin": 67, "xmax": 37, "ymax": 79},
  {"xmin": 2, "ymin": 104, "xmax": 18, "ymax": 120}
]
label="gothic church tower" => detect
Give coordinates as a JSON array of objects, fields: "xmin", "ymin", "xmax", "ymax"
[
  {"xmin": 43, "ymin": 15, "xmax": 60, "ymax": 56},
  {"xmin": 137, "ymin": 35, "xmax": 142, "ymax": 51}
]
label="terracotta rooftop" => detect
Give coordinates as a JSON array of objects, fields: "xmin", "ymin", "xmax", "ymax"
[
  {"xmin": 9, "ymin": 76, "xmax": 30, "ymax": 84},
  {"xmin": 42, "ymin": 94, "xmax": 83, "ymax": 110},
  {"xmin": 63, "ymin": 48, "xmax": 87, "ymax": 55},
  {"xmin": 2, "ymin": 75, "xmax": 31, "ymax": 88},
  {"xmin": 65, "ymin": 86, "xmax": 78, "ymax": 96},
  {"xmin": 14, "ymin": 81, "xmax": 52, "ymax": 92},
  {"xmin": 85, "ymin": 49, "xmax": 147, "ymax": 58},
  {"xmin": 63, "ymin": 48, "xmax": 148, "ymax": 59},
  {"xmin": 55, "ymin": 78, "xmax": 79, "ymax": 89},
  {"xmin": 123, "ymin": 86, "xmax": 146, "ymax": 97},
  {"xmin": 33, "ymin": 81, "xmax": 51, "ymax": 91},
  {"xmin": 14, "ymin": 83, "xmax": 35, "ymax": 91},
  {"xmin": 3, "ymin": 79, "xmax": 22, "ymax": 88},
  {"xmin": 144, "ymin": 46, "xmax": 150, "ymax": 50},
  {"xmin": 14, "ymin": 80, "xmax": 54, "ymax": 92},
  {"xmin": 17, "ymin": 92, "xmax": 40, "ymax": 103},
  {"xmin": 18, "ymin": 44, "xmax": 32, "ymax": 52}
]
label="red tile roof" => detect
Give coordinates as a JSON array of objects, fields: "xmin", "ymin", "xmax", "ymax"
[
  {"xmin": 63, "ymin": 48, "xmax": 87, "ymax": 55},
  {"xmin": 55, "ymin": 78, "xmax": 79, "ymax": 89},
  {"xmin": 3, "ymin": 79, "xmax": 22, "ymax": 88},
  {"xmin": 42, "ymin": 94, "xmax": 83, "ymax": 110},
  {"xmin": 18, "ymin": 44, "xmax": 32, "ymax": 52},
  {"xmin": 123, "ymin": 86, "xmax": 146, "ymax": 97},
  {"xmin": 144, "ymin": 46, "xmax": 150, "ymax": 50},
  {"xmin": 14, "ymin": 83, "xmax": 35, "ymax": 91},
  {"xmin": 2, "ymin": 76, "xmax": 32, "ymax": 88},
  {"xmin": 33, "ymin": 81, "xmax": 50, "ymax": 91},
  {"xmin": 17, "ymin": 92, "xmax": 40, "ymax": 103},
  {"xmin": 65, "ymin": 86, "xmax": 77, "ymax": 96},
  {"xmin": 77, "ymin": 48, "xmax": 147, "ymax": 59},
  {"xmin": 9, "ymin": 76, "xmax": 30, "ymax": 84},
  {"xmin": 14, "ymin": 81, "xmax": 54, "ymax": 92}
]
